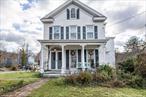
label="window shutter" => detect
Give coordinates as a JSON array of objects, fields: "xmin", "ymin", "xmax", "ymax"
[
  {"xmin": 83, "ymin": 26, "xmax": 86, "ymax": 39},
  {"xmin": 66, "ymin": 50, "xmax": 69, "ymax": 69},
  {"xmin": 49, "ymin": 27, "xmax": 52, "ymax": 40},
  {"xmin": 61, "ymin": 27, "xmax": 64, "ymax": 39},
  {"xmin": 77, "ymin": 9, "xmax": 80, "ymax": 19},
  {"xmin": 66, "ymin": 26, "xmax": 69, "ymax": 39},
  {"xmin": 95, "ymin": 49, "xmax": 99, "ymax": 67},
  {"xmin": 67, "ymin": 9, "xmax": 70, "ymax": 20},
  {"xmin": 77, "ymin": 26, "xmax": 80, "ymax": 39},
  {"xmin": 94, "ymin": 26, "xmax": 98, "ymax": 39}
]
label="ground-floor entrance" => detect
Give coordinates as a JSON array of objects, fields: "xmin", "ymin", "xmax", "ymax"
[
  {"xmin": 51, "ymin": 51, "xmax": 62, "ymax": 70},
  {"xmin": 49, "ymin": 48, "xmax": 99, "ymax": 71}
]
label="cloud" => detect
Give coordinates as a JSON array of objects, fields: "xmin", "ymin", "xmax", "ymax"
[{"xmin": 0, "ymin": 0, "xmax": 145, "ymax": 53}]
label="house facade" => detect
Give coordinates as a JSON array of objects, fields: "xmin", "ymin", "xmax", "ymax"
[{"xmin": 39, "ymin": 0, "xmax": 115, "ymax": 76}]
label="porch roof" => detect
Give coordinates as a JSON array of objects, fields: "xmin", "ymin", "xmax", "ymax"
[{"xmin": 38, "ymin": 39, "xmax": 108, "ymax": 44}]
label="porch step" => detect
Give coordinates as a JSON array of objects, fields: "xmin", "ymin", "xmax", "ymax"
[
  {"xmin": 43, "ymin": 73, "xmax": 62, "ymax": 77},
  {"xmin": 44, "ymin": 70, "xmax": 61, "ymax": 74}
]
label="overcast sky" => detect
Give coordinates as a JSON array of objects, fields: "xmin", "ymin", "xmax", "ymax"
[{"xmin": 0, "ymin": 0, "xmax": 146, "ymax": 54}]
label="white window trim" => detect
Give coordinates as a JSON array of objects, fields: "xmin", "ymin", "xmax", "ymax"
[
  {"xmin": 53, "ymin": 26, "xmax": 61, "ymax": 40},
  {"xmin": 86, "ymin": 25, "xmax": 94, "ymax": 40},
  {"xmin": 69, "ymin": 25, "xmax": 77, "ymax": 40}
]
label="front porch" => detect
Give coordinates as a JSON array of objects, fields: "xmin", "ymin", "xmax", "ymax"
[{"xmin": 39, "ymin": 40, "xmax": 107, "ymax": 76}]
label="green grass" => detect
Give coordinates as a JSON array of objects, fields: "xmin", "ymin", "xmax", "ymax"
[
  {"xmin": 0, "ymin": 72, "xmax": 40, "ymax": 95},
  {"xmin": 28, "ymin": 78, "xmax": 146, "ymax": 97}
]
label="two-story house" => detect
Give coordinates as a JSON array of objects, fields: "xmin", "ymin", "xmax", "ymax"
[{"xmin": 39, "ymin": 0, "xmax": 115, "ymax": 77}]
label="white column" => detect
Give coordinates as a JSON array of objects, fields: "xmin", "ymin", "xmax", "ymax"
[
  {"xmin": 40, "ymin": 44, "xmax": 44, "ymax": 73},
  {"xmin": 81, "ymin": 45, "xmax": 85, "ymax": 71},
  {"xmin": 61, "ymin": 45, "xmax": 66, "ymax": 74},
  {"xmin": 49, "ymin": 50, "xmax": 51, "ymax": 70},
  {"xmin": 99, "ymin": 44, "xmax": 106, "ymax": 65}
]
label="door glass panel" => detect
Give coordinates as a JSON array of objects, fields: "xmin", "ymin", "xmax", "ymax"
[
  {"xmin": 70, "ymin": 50, "xmax": 77, "ymax": 68},
  {"xmin": 57, "ymin": 52, "xmax": 62, "ymax": 69},
  {"xmin": 51, "ymin": 52, "xmax": 56, "ymax": 69}
]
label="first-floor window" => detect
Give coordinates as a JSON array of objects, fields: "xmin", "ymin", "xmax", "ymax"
[
  {"xmin": 53, "ymin": 26, "xmax": 60, "ymax": 39},
  {"xmin": 70, "ymin": 26, "xmax": 77, "ymax": 39},
  {"xmin": 86, "ymin": 25, "xmax": 94, "ymax": 39}
]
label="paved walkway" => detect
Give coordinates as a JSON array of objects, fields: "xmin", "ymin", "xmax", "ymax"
[{"xmin": 1, "ymin": 78, "xmax": 49, "ymax": 97}]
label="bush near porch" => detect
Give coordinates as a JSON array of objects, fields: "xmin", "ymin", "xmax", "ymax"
[{"xmin": 64, "ymin": 63, "xmax": 146, "ymax": 88}]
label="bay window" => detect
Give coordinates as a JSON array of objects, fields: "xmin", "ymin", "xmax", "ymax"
[{"xmin": 86, "ymin": 25, "xmax": 94, "ymax": 39}]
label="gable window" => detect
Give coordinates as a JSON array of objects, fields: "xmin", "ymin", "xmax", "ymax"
[
  {"xmin": 70, "ymin": 25, "xmax": 77, "ymax": 39},
  {"xmin": 86, "ymin": 25, "xmax": 94, "ymax": 39},
  {"xmin": 53, "ymin": 26, "xmax": 60, "ymax": 39},
  {"xmin": 71, "ymin": 8, "xmax": 76, "ymax": 18}
]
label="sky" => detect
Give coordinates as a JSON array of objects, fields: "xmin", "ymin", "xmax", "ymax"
[{"xmin": 0, "ymin": 0, "xmax": 146, "ymax": 54}]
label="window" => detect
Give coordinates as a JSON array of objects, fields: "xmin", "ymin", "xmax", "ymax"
[
  {"xmin": 71, "ymin": 8, "xmax": 76, "ymax": 18},
  {"xmin": 86, "ymin": 25, "xmax": 94, "ymax": 39},
  {"xmin": 70, "ymin": 26, "xmax": 77, "ymax": 39},
  {"xmin": 53, "ymin": 26, "xmax": 60, "ymax": 39}
]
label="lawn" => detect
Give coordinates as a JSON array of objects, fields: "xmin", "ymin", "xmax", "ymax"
[
  {"xmin": 29, "ymin": 78, "xmax": 146, "ymax": 97},
  {"xmin": 0, "ymin": 71, "xmax": 40, "ymax": 95}
]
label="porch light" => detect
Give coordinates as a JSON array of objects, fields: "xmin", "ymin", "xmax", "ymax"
[{"xmin": 54, "ymin": 49, "xmax": 56, "ymax": 51}]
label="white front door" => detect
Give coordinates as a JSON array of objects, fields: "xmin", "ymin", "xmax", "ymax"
[{"xmin": 51, "ymin": 51, "xmax": 62, "ymax": 70}]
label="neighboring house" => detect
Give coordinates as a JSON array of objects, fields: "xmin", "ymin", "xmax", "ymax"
[
  {"xmin": 0, "ymin": 51, "xmax": 18, "ymax": 67},
  {"xmin": 39, "ymin": 0, "xmax": 115, "ymax": 76}
]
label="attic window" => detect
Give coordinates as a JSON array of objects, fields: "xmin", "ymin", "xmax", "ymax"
[{"xmin": 71, "ymin": 8, "xmax": 76, "ymax": 18}]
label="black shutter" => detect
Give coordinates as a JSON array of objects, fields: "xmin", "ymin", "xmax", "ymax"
[
  {"xmin": 77, "ymin": 26, "xmax": 80, "ymax": 39},
  {"xmin": 61, "ymin": 27, "xmax": 64, "ymax": 39},
  {"xmin": 94, "ymin": 26, "xmax": 98, "ymax": 39},
  {"xmin": 67, "ymin": 9, "xmax": 70, "ymax": 20},
  {"xmin": 95, "ymin": 49, "xmax": 99, "ymax": 67},
  {"xmin": 78, "ymin": 50, "xmax": 81, "ymax": 62},
  {"xmin": 49, "ymin": 27, "xmax": 52, "ymax": 40},
  {"xmin": 66, "ymin": 50, "xmax": 69, "ymax": 69},
  {"xmin": 66, "ymin": 26, "xmax": 69, "ymax": 39},
  {"xmin": 83, "ymin": 26, "xmax": 86, "ymax": 39},
  {"xmin": 84, "ymin": 49, "xmax": 86, "ymax": 62},
  {"xmin": 77, "ymin": 8, "xmax": 80, "ymax": 19}
]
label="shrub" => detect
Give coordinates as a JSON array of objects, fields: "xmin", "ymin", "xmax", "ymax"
[
  {"xmin": 96, "ymin": 65, "xmax": 115, "ymax": 80},
  {"xmin": 125, "ymin": 75, "xmax": 144, "ymax": 88},
  {"xmin": 110, "ymin": 80, "xmax": 125, "ymax": 88},
  {"xmin": 65, "ymin": 74, "xmax": 77, "ymax": 85},
  {"xmin": 76, "ymin": 71, "xmax": 92, "ymax": 85},
  {"xmin": 135, "ymin": 53, "xmax": 146, "ymax": 78},
  {"xmin": 118, "ymin": 58, "xmax": 135, "ymax": 73},
  {"xmin": 10, "ymin": 65, "xmax": 18, "ymax": 71}
]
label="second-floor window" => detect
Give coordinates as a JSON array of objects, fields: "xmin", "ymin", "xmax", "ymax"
[
  {"xmin": 86, "ymin": 25, "xmax": 94, "ymax": 39},
  {"xmin": 71, "ymin": 8, "xmax": 76, "ymax": 18},
  {"xmin": 53, "ymin": 26, "xmax": 60, "ymax": 39},
  {"xmin": 70, "ymin": 26, "xmax": 77, "ymax": 39}
]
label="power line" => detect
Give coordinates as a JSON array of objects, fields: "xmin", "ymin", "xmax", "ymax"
[
  {"xmin": 106, "ymin": 11, "xmax": 146, "ymax": 27},
  {"xmin": 113, "ymin": 24, "xmax": 146, "ymax": 35}
]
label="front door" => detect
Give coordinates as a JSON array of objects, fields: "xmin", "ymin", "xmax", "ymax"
[
  {"xmin": 51, "ymin": 51, "xmax": 62, "ymax": 70},
  {"xmin": 70, "ymin": 50, "xmax": 77, "ymax": 69}
]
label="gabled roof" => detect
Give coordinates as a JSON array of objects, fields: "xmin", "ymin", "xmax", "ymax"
[{"xmin": 41, "ymin": 0, "xmax": 106, "ymax": 20}]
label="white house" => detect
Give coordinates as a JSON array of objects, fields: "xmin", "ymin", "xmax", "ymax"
[{"xmin": 39, "ymin": 0, "xmax": 115, "ymax": 76}]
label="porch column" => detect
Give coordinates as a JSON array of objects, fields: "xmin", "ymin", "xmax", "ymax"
[
  {"xmin": 40, "ymin": 44, "xmax": 44, "ymax": 73},
  {"xmin": 61, "ymin": 45, "xmax": 66, "ymax": 74},
  {"xmin": 81, "ymin": 45, "xmax": 85, "ymax": 71},
  {"xmin": 99, "ymin": 44, "xmax": 106, "ymax": 65}
]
